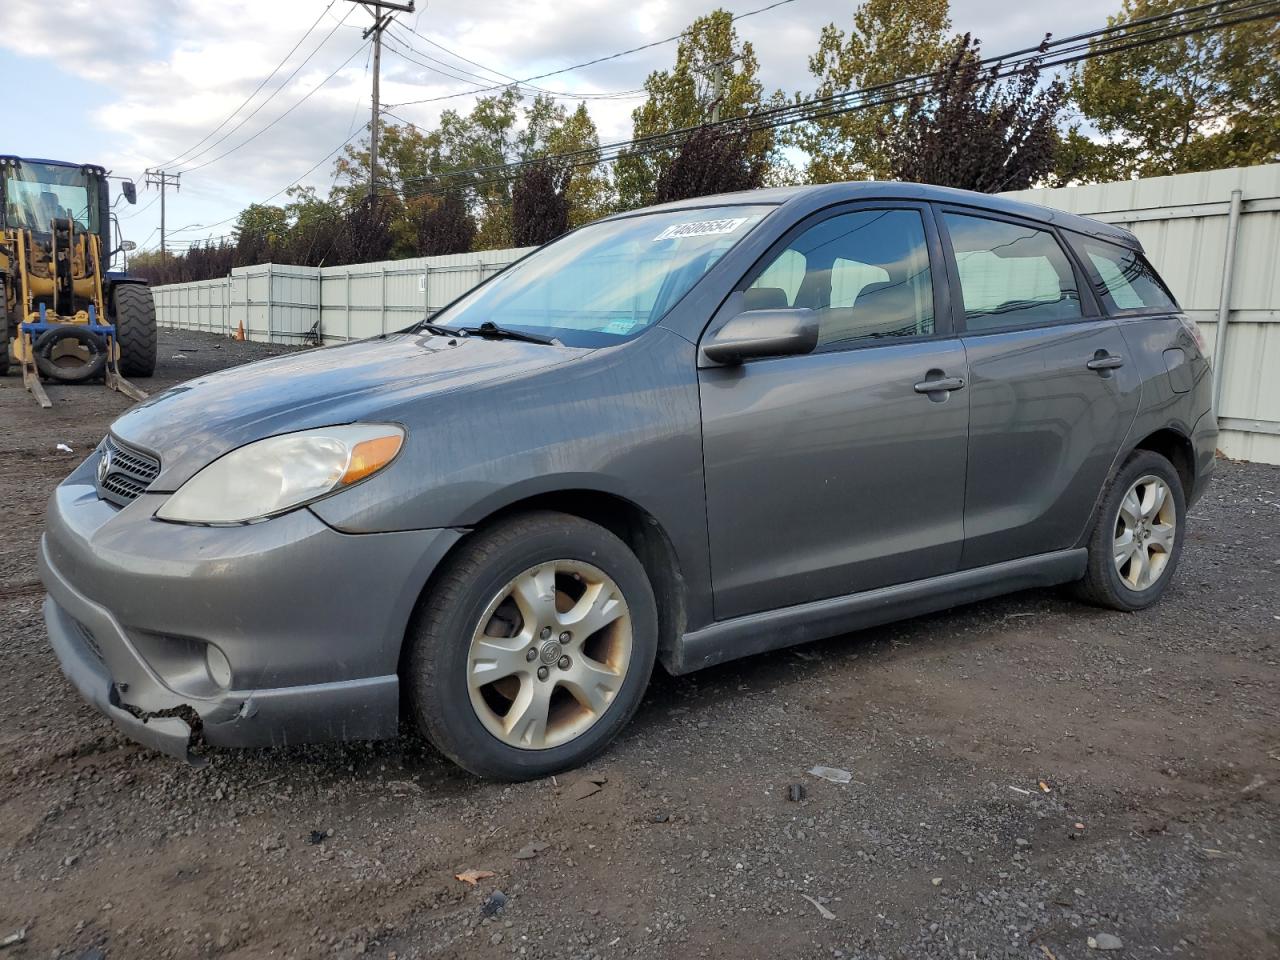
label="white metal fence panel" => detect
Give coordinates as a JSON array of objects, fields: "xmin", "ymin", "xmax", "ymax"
[
  {"xmin": 154, "ymin": 164, "xmax": 1280, "ymax": 462},
  {"xmin": 1001, "ymin": 163, "xmax": 1280, "ymax": 463},
  {"xmin": 152, "ymin": 277, "xmax": 231, "ymax": 335}
]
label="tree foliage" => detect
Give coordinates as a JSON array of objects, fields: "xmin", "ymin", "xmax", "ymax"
[
  {"xmin": 511, "ymin": 161, "xmax": 572, "ymax": 247},
  {"xmin": 798, "ymin": 0, "xmax": 952, "ymax": 181},
  {"xmin": 654, "ymin": 122, "xmax": 768, "ymax": 203},
  {"xmin": 886, "ymin": 35, "xmax": 1065, "ymax": 192},
  {"xmin": 131, "ymin": 0, "xmax": 1280, "ymax": 287},
  {"xmin": 1061, "ymin": 0, "xmax": 1280, "ymax": 181},
  {"xmin": 614, "ymin": 9, "xmax": 781, "ymax": 208}
]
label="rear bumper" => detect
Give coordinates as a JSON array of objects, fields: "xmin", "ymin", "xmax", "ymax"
[{"xmin": 39, "ymin": 463, "xmax": 463, "ymax": 762}]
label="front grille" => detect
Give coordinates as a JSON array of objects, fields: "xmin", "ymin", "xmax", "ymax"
[{"xmin": 97, "ymin": 436, "xmax": 161, "ymax": 507}]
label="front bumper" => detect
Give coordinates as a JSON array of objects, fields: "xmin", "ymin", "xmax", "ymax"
[{"xmin": 39, "ymin": 463, "xmax": 462, "ymax": 762}]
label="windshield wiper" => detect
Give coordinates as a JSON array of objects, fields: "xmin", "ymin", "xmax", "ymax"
[
  {"xmin": 415, "ymin": 321, "xmax": 467, "ymax": 337},
  {"xmin": 461, "ymin": 320, "xmax": 559, "ymax": 346}
]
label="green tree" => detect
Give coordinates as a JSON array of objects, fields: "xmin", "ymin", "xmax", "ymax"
[
  {"xmin": 614, "ymin": 9, "xmax": 780, "ymax": 209},
  {"xmin": 233, "ymin": 203, "xmax": 290, "ymax": 264},
  {"xmin": 1064, "ymin": 0, "xmax": 1280, "ymax": 181},
  {"xmin": 797, "ymin": 0, "xmax": 952, "ymax": 182},
  {"xmin": 543, "ymin": 103, "xmax": 613, "ymax": 227}
]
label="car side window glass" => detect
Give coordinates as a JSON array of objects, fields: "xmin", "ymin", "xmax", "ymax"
[
  {"xmin": 747, "ymin": 209, "xmax": 935, "ymax": 350},
  {"xmin": 943, "ymin": 213, "xmax": 1083, "ymax": 331},
  {"xmin": 1065, "ymin": 233, "xmax": 1178, "ymax": 314}
]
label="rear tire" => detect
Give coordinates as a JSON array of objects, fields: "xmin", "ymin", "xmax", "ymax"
[
  {"xmin": 1076, "ymin": 449, "xmax": 1186, "ymax": 611},
  {"xmin": 404, "ymin": 511, "xmax": 657, "ymax": 780},
  {"xmin": 112, "ymin": 284, "xmax": 157, "ymax": 377}
]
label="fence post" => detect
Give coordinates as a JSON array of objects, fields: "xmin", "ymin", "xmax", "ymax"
[
  {"xmin": 423, "ymin": 261, "xmax": 430, "ymax": 319},
  {"xmin": 380, "ymin": 263, "xmax": 387, "ymax": 335},
  {"xmin": 1211, "ymin": 188, "xmax": 1243, "ymax": 414},
  {"xmin": 265, "ymin": 265, "xmax": 274, "ymax": 344}
]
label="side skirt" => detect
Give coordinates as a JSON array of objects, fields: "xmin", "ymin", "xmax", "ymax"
[{"xmin": 665, "ymin": 549, "xmax": 1087, "ymax": 675}]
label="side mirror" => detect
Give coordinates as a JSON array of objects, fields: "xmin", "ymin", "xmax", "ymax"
[
  {"xmin": 121, "ymin": 181, "xmax": 137, "ymax": 205},
  {"xmin": 700, "ymin": 308, "xmax": 819, "ymax": 365},
  {"xmin": 119, "ymin": 240, "xmax": 137, "ymax": 252}
]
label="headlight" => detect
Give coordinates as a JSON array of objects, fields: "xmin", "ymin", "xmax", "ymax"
[{"xmin": 155, "ymin": 424, "xmax": 404, "ymax": 525}]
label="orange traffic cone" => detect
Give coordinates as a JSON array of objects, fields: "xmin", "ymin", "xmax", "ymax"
[{"xmin": 235, "ymin": 320, "xmax": 245, "ymax": 342}]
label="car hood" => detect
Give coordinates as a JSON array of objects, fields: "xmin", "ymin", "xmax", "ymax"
[{"xmin": 110, "ymin": 332, "xmax": 588, "ymax": 489}]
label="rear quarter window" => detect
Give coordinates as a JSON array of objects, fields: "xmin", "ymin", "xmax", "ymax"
[{"xmin": 1065, "ymin": 233, "xmax": 1178, "ymax": 314}]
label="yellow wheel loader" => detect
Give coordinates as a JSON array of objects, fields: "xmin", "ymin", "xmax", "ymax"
[{"xmin": 1, "ymin": 156, "xmax": 153, "ymax": 407}]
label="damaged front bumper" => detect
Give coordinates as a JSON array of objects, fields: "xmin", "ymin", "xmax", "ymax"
[
  {"xmin": 40, "ymin": 537, "xmax": 415, "ymax": 764},
  {"xmin": 38, "ymin": 459, "xmax": 463, "ymax": 763}
]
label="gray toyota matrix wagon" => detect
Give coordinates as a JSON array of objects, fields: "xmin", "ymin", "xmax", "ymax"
[{"xmin": 40, "ymin": 182, "xmax": 1216, "ymax": 779}]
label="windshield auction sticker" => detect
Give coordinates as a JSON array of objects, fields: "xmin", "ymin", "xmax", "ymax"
[{"xmin": 653, "ymin": 217, "xmax": 750, "ymax": 241}]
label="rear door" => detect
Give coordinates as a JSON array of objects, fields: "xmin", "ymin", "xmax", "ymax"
[
  {"xmin": 699, "ymin": 202, "xmax": 970, "ymax": 620},
  {"xmin": 936, "ymin": 208, "xmax": 1141, "ymax": 569}
]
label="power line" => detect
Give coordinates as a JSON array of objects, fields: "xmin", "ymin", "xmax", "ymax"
[
  {"xmin": 384, "ymin": 24, "xmax": 646, "ymax": 100},
  {"xmin": 178, "ymin": 38, "xmax": 371, "ymax": 174},
  {"xmin": 172, "ymin": 5, "xmax": 358, "ymax": 172},
  {"xmin": 393, "ymin": 0, "xmax": 1279, "ymax": 193},
  {"xmin": 165, "ymin": 0, "xmax": 1278, "ymax": 241},
  {"xmin": 152, "ymin": 1, "xmax": 340, "ymax": 171},
  {"xmin": 167, "ymin": 124, "xmax": 370, "ymax": 236},
  {"xmin": 385, "ymin": 0, "xmax": 800, "ymax": 108}
]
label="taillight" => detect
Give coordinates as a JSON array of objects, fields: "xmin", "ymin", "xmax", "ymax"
[{"xmin": 1178, "ymin": 315, "xmax": 1209, "ymax": 356}]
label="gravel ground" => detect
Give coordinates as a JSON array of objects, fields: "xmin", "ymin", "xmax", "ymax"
[{"xmin": 0, "ymin": 330, "xmax": 1276, "ymax": 960}]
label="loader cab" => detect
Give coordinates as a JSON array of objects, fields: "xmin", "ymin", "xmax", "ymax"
[{"xmin": 0, "ymin": 156, "xmax": 115, "ymax": 264}]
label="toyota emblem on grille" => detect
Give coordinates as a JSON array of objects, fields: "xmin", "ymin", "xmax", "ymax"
[{"xmin": 97, "ymin": 447, "xmax": 113, "ymax": 484}]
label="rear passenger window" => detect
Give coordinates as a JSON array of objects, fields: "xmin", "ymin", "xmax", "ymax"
[
  {"xmin": 943, "ymin": 213, "xmax": 1082, "ymax": 331},
  {"xmin": 1065, "ymin": 234, "xmax": 1178, "ymax": 314},
  {"xmin": 747, "ymin": 209, "xmax": 935, "ymax": 350}
]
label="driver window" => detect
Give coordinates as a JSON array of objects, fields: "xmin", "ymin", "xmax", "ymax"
[{"xmin": 746, "ymin": 209, "xmax": 935, "ymax": 350}]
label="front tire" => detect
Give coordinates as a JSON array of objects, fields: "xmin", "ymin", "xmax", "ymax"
[
  {"xmin": 112, "ymin": 284, "xmax": 157, "ymax": 377},
  {"xmin": 1077, "ymin": 449, "xmax": 1186, "ymax": 611},
  {"xmin": 404, "ymin": 511, "xmax": 658, "ymax": 780}
]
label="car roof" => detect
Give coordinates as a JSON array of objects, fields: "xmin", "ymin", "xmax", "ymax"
[{"xmin": 614, "ymin": 180, "xmax": 1140, "ymax": 249}]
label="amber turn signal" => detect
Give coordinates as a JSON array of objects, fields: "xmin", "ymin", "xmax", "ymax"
[{"xmin": 342, "ymin": 434, "xmax": 403, "ymax": 485}]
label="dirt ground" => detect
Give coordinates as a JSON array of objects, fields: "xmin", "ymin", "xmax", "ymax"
[{"xmin": 0, "ymin": 330, "xmax": 1277, "ymax": 960}]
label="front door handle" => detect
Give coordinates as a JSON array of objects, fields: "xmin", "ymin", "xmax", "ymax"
[
  {"xmin": 1086, "ymin": 353, "xmax": 1125, "ymax": 371},
  {"xmin": 913, "ymin": 375, "xmax": 966, "ymax": 394}
]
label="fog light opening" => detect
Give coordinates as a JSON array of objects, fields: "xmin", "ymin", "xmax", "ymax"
[{"xmin": 206, "ymin": 645, "xmax": 233, "ymax": 688}]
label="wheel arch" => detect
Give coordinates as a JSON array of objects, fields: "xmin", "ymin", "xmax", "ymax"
[
  {"xmin": 1075, "ymin": 423, "xmax": 1197, "ymax": 551},
  {"xmin": 1129, "ymin": 426, "xmax": 1196, "ymax": 498},
  {"xmin": 402, "ymin": 488, "xmax": 689, "ymax": 676}
]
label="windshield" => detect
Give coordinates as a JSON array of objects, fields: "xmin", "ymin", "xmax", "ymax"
[
  {"xmin": 435, "ymin": 205, "xmax": 773, "ymax": 347},
  {"xmin": 3, "ymin": 161, "xmax": 100, "ymax": 235}
]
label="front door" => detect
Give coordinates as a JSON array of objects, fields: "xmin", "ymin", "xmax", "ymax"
[
  {"xmin": 936, "ymin": 209, "xmax": 1142, "ymax": 569},
  {"xmin": 699, "ymin": 204, "xmax": 971, "ymax": 621}
]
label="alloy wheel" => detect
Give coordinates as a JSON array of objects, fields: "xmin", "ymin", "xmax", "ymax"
[
  {"xmin": 466, "ymin": 560, "xmax": 632, "ymax": 750},
  {"xmin": 1113, "ymin": 474, "xmax": 1177, "ymax": 591}
]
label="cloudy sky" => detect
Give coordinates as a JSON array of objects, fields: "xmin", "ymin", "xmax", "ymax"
[{"xmin": 1, "ymin": 0, "xmax": 1117, "ymax": 254}]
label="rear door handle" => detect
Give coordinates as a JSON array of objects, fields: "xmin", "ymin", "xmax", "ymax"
[
  {"xmin": 914, "ymin": 376, "xmax": 966, "ymax": 394},
  {"xmin": 1086, "ymin": 354, "xmax": 1125, "ymax": 371}
]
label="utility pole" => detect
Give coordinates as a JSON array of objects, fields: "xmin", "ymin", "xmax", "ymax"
[
  {"xmin": 144, "ymin": 168, "xmax": 181, "ymax": 261},
  {"xmin": 704, "ymin": 55, "xmax": 743, "ymax": 124},
  {"xmin": 346, "ymin": 0, "xmax": 415, "ymax": 202}
]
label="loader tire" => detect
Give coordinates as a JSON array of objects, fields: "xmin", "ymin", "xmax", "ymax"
[
  {"xmin": 33, "ymin": 325, "xmax": 107, "ymax": 383},
  {"xmin": 112, "ymin": 284, "xmax": 157, "ymax": 378}
]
